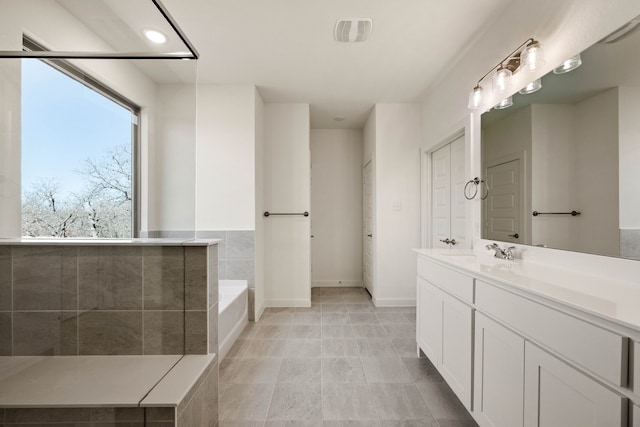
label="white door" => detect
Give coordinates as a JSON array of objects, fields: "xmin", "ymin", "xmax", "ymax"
[
  {"xmin": 485, "ymin": 159, "xmax": 520, "ymax": 243},
  {"xmin": 524, "ymin": 342, "xmax": 626, "ymax": 427},
  {"xmin": 363, "ymin": 161, "xmax": 374, "ymax": 295},
  {"xmin": 432, "ymin": 135, "xmax": 466, "ymax": 248},
  {"xmin": 474, "ymin": 313, "xmax": 525, "ymax": 427},
  {"xmin": 432, "ymin": 144, "xmax": 451, "ymax": 248}
]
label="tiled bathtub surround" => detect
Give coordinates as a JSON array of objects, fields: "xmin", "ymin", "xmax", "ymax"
[
  {"xmin": 197, "ymin": 230, "xmax": 255, "ymax": 320},
  {"xmin": 0, "ymin": 242, "xmax": 218, "ymax": 356}
]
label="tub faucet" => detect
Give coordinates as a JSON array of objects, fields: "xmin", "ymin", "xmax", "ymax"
[{"xmin": 485, "ymin": 242, "xmax": 516, "ymax": 260}]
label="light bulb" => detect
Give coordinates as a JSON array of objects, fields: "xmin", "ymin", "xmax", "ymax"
[
  {"xmin": 494, "ymin": 96, "xmax": 513, "ymax": 110},
  {"xmin": 518, "ymin": 78, "xmax": 542, "ymax": 95},
  {"xmin": 520, "ymin": 41, "xmax": 545, "ymax": 72},
  {"xmin": 492, "ymin": 66, "xmax": 512, "ymax": 93},
  {"xmin": 468, "ymin": 85, "xmax": 483, "ymax": 110},
  {"xmin": 553, "ymin": 53, "xmax": 582, "ymax": 74}
]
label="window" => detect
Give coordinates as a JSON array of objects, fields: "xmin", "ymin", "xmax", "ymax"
[{"xmin": 21, "ymin": 38, "xmax": 140, "ymax": 238}]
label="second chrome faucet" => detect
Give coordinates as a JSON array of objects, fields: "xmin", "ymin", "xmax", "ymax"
[{"xmin": 486, "ymin": 242, "xmax": 516, "ymax": 260}]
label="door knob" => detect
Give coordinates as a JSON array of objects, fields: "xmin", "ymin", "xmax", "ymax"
[{"xmin": 508, "ymin": 233, "xmax": 519, "ymax": 239}]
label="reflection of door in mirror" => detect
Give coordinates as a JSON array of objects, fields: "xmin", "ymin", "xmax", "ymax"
[
  {"xmin": 432, "ymin": 135, "xmax": 467, "ymax": 249},
  {"xmin": 484, "ymin": 159, "xmax": 521, "ymax": 244}
]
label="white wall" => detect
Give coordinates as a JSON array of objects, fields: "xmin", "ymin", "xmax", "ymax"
[
  {"xmin": 530, "ymin": 104, "xmax": 575, "ymax": 249},
  {"xmin": 196, "ymin": 85, "xmax": 256, "ymax": 231},
  {"xmin": 572, "ymin": 89, "xmax": 619, "ymax": 256},
  {"xmin": 254, "ymin": 89, "xmax": 266, "ymax": 319},
  {"xmin": 420, "ymin": 0, "xmax": 640, "ymax": 281},
  {"xmin": 153, "ymin": 84, "xmax": 197, "ymax": 234},
  {"xmin": 310, "ymin": 129, "xmax": 363, "ymax": 287},
  {"xmin": 263, "ymin": 103, "xmax": 311, "ymax": 306},
  {"xmin": 372, "ymin": 104, "xmax": 422, "ymax": 306},
  {"xmin": 619, "ymin": 86, "xmax": 640, "ymax": 229}
]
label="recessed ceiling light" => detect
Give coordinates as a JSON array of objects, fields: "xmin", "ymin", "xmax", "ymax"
[{"xmin": 143, "ymin": 29, "xmax": 167, "ymax": 44}]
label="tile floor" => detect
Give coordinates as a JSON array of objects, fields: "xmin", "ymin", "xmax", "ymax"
[{"xmin": 219, "ymin": 287, "xmax": 478, "ymax": 427}]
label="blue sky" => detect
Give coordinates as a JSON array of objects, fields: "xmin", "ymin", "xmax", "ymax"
[{"xmin": 21, "ymin": 59, "xmax": 131, "ymax": 197}]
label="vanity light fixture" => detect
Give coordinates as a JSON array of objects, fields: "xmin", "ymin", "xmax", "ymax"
[
  {"xmin": 143, "ymin": 29, "xmax": 167, "ymax": 44},
  {"xmin": 553, "ymin": 53, "xmax": 582, "ymax": 74},
  {"xmin": 493, "ymin": 96, "xmax": 513, "ymax": 110},
  {"xmin": 467, "ymin": 38, "xmax": 544, "ymax": 110},
  {"xmin": 518, "ymin": 78, "xmax": 542, "ymax": 95}
]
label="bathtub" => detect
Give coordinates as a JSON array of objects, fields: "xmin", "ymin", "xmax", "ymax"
[{"xmin": 218, "ymin": 280, "xmax": 248, "ymax": 361}]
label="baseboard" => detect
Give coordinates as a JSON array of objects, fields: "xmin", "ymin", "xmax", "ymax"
[
  {"xmin": 372, "ymin": 297, "xmax": 416, "ymax": 307},
  {"xmin": 255, "ymin": 303, "xmax": 266, "ymax": 321},
  {"xmin": 312, "ymin": 280, "xmax": 363, "ymax": 288},
  {"xmin": 266, "ymin": 298, "xmax": 311, "ymax": 307}
]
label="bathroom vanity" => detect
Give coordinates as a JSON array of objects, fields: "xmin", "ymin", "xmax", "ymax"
[{"xmin": 415, "ymin": 248, "xmax": 640, "ymax": 427}]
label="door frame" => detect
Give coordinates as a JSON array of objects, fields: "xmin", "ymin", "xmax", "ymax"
[
  {"xmin": 421, "ymin": 127, "xmax": 467, "ymax": 249},
  {"xmin": 362, "ymin": 158, "xmax": 375, "ymax": 295},
  {"xmin": 482, "ymin": 151, "xmax": 528, "ymax": 245}
]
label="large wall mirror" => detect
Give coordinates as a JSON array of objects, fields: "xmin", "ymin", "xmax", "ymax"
[
  {"xmin": 0, "ymin": 0, "xmax": 198, "ymax": 239},
  {"xmin": 481, "ymin": 16, "xmax": 640, "ymax": 260}
]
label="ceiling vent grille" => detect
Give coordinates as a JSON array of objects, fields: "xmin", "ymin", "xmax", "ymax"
[{"xmin": 334, "ymin": 19, "xmax": 373, "ymax": 43}]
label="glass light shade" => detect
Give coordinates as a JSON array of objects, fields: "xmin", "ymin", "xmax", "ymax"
[
  {"xmin": 494, "ymin": 96, "xmax": 513, "ymax": 110},
  {"xmin": 553, "ymin": 53, "xmax": 582, "ymax": 74},
  {"xmin": 518, "ymin": 78, "xmax": 542, "ymax": 95},
  {"xmin": 492, "ymin": 66, "xmax": 512, "ymax": 93},
  {"xmin": 520, "ymin": 41, "xmax": 545, "ymax": 72},
  {"xmin": 468, "ymin": 86, "xmax": 484, "ymax": 110}
]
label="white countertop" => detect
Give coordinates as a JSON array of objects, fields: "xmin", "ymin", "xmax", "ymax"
[
  {"xmin": 0, "ymin": 238, "xmax": 221, "ymax": 246},
  {"xmin": 415, "ymin": 248, "xmax": 640, "ymax": 332},
  {"xmin": 0, "ymin": 354, "xmax": 216, "ymax": 408}
]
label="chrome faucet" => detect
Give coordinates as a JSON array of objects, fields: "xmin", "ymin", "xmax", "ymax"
[{"xmin": 485, "ymin": 242, "xmax": 516, "ymax": 260}]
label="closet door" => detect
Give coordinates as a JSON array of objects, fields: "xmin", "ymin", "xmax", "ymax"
[
  {"xmin": 432, "ymin": 144, "xmax": 451, "ymax": 249},
  {"xmin": 431, "ymin": 135, "xmax": 466, "ymax": 249}
]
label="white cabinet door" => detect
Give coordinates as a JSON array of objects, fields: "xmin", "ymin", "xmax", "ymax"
[
  {"xmin": 474, "ymin": 313, "xmax": 524, "ymax": 427},
  {"xmin": 417, "ymin": 277, "xmax": 442, "ymax": 364},
  {"xmin": 440, "ymin": 290, "xmax": 473, "ymax": 410},
  {"xmin": 524, "ymin": 342, "xmax": 627, "ymax": 427}
]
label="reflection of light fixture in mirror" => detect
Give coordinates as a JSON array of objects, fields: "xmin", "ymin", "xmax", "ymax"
[
  {"xmin": 468, "ymin": 85, "xmax": 484, "ymax": 110},
  {"xmin": 143, "ymin": 29, "xmax": 167, "ymax": 44},
  {"xmin": 494, "ymin": 96, "xmax": 513, "ymax": 110},
  {"xmin": 467, "ymin": 37, "xmax": 542, "ymax": 111},
  {"xmin": 493, "ymin": 65, "xmax": 512, "ymax": 93},
  {"xmin": 553, "ymin": 54, "xmax": 582, "ymax": 74},
  {"xmin": 518, "ymin": 78, "xmax": 542, "ymax": 95},
  {"xmin": 520, "ymin": 41, "xmax": 546, "ymax": 72}
]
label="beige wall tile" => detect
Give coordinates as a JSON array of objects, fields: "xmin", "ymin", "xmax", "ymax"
[{"xmin": 79, "ymin": 311, "xmax": 142, "ymax": 355}]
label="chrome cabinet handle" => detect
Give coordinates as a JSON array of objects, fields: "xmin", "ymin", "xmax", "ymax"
[
  {"xmin": 508, "ymin": 233, "xmax": 519, "ymax": 239},
  {"xmin": 367, "ymin": 234, "xmax": 373, "ymax": 237},
  {"xmin": 450, "ymin": 239, "xmax": 457, "ymax": 245},
  {"xmin": 439, "ymin": 238, "xmax": 450, "ymax": 244}
]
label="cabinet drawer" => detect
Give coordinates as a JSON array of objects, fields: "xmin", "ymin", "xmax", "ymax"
[
  {"xmin": 476, "ymin": 280, "xmax": 627, "ymax": 387},
  {"xmin": 417, "ymin": 256, "xmax": 474, "ymax": 303}
]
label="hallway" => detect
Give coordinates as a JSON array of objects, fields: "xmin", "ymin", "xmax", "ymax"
[{"xmin": 219, "ymin": 287, "xmax": 477, "ymax": 426}]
